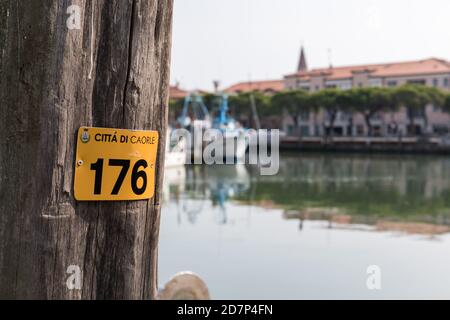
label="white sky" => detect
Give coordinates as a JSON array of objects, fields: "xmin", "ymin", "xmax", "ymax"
[{"xmin": 171, "ymin": 0, "xmax": 450, "ymax": 91}]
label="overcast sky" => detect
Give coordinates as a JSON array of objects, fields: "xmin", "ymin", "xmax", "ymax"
[{"xmin": 170, "ymin": 0, "xmax": 450, "ymax": 91}]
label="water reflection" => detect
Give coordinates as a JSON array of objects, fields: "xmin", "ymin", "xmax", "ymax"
[
  {"xmin": 160, "ymin": 153, "xmax": 450, "ymax": 299},
  {"xmin": 163, "ymin": 153, "xmax": 450, "ymax": 237},
  {"xmin": 164, "ymin": 164, "xmax": 250, "ymax": 225}
]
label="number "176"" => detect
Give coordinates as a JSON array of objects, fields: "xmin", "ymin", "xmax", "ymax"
[{"xmin": 90, "ymin": 158, "xmax": 148, "ymax": 196}]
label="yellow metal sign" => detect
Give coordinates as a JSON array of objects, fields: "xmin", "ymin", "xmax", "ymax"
[{"xmin": 74, "ymin": 127, "xmax": 159, "ymax": 201}]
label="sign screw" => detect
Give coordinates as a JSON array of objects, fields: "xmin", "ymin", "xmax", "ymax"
[
  {"xmin": 81, "ymin": 130, "xmax": 90, "ymax": 143},
  {"xmin": 77, "ymin": 160, "xmax": 84, "ymax": 166}
]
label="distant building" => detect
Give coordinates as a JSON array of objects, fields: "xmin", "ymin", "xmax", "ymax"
[
  {"xmin": 169, "ymin": 85, "xmax": 210, "ymax": 100},
  {"xmin": 297, "ymin": 46, "xmax": 308, "ymax": 73},
  {"xmin": 284, "ymin": 56, "xmax": 450, "ymax": 92},
  {"xmin": 281, "ymin": 48, "xmax": 450, "ymax": 137},
  {"xmin": 224, "ymin": 79, "xmax": 284, "ymax": 95},
  {"xmin": 169, "ymin": 84, "xmax": 189, "ymax": 99}
]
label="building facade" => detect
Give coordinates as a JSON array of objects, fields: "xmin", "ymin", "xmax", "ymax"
[{"xmin": 282, "ymin": 52, "xmax": 450, "ymax": 137}]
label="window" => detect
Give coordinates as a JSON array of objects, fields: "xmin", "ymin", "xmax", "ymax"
[
  {"xmin": 408, "ymin": 108, "xmax": 425, "ymax": 118},
  {"xmin": 372, "ymin": 112, "xmax": 382, "ymax": 121},
  {"xmin": 314, "ymin": 125, "xmax": 321, "ymax": 136},
  {"xmin": 301, "ymin": 126, "xmax": 310, "ymax": 137},
  {"xmin": 387, "ymin": 80, "xmax": 397, "ymax": 87},
  {"xmin": 300, "ymin": 86, "xmax": 310, "ymax": 92},
  {"xmin": 356, "ymin": 125, "xmax": 365, "ymax": 136},
  {"xmin": 407, "ymin": 79, "xmax": 426, "ymax": 85},
  {"xmin": 433, "ymin": 125, "xmax": 449, "ymax": 135},
  {"xmin": 299, "ymin": 111, "xmax": 310, "ymax": 121},
  {"xmin": 287, "ymin": 125, "xmax": 294, "ymax": 136},
  {"xmin": 340, "ymin": 83, "xmax": 352, "ymax": 90},
  {"xmin": 444, "ymin": 78, "xmax": 449, "ymax": 87},
  {"xmin": 339, "ymin": 112, "xmax": 352, "ymax": 121},
  {"xmin": 388, "ymin": 122, "xmax": 399, "ymax": 135},
  {"xmin": 433, "ymin": 79, "xmax": 439, "ymax": 87},
  {"xmin": 296, "ymin": 80, "xmax": 309, "ymax": 89},
  {"xmin": 372, "ymin": 126, "xmax": 382, "ymax": 137},
  {"xmin": 369, "ymin": 79, "xmax": 382, "ymax": 87}
]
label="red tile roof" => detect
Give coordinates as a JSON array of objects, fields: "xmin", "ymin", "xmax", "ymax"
[
  {"xmin": 224, "ymin": 79, "xmax": 285, "ymax": 94},
  {"xmin": 285, "ymin": 58, "xmax": 450, "ymax": 80},
  {"xmin": 169, "ymin": 85, "xmax": 189, "ymax": 99},
  {"xmin": 169, "ymin": 86, "xmax": 211, "ymax": 99}
]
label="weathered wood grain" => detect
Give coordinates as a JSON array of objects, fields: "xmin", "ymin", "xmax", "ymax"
[{"xmin": 0, "ymin": 0, "xmax": 173, "ymax": 299}]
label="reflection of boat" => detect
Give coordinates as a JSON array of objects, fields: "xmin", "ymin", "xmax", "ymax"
[
  {"xmin": 163, "ymin": 165, "xmax": 186, "ymax": 203},
  {"xmin": 162, "ymin": 152, "xmax": 450, "ymax": 238},
  {"xmin": 203, "ymin": 164, "xmax": 250, "ymax": 195},
  {"xmin": 165, "ymin": 165, "xmax": 251, "ymax": 225},
  {"xmin": 206, "ymin": 165, "xmax": 251, "ymax": 224}
]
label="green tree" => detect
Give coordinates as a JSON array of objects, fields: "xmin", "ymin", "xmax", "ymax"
[
  {"xmin": 420, "ymin": 86, "xmax": 446, "ymax": 134},
  {"xmin": 168, "ymin": 97, "xmax": 185, "ymax": 125},
  {"xmin": 443, "ymin": 93, "xmax": 450, "ymax": 114},
  {"xmin": 346, "ymin": 88, "xmax": 396, "ymax": 137},
  {"xmin": 202, "ymin": 93, "xmax": 222, "ymax": 114},
  {"xmin": 272, "ymin": 90, "xmax": 310, "ymax": 135},
  {"xmin": 228, "ymin": 92, "xmax": 270, "ymax": 128},
  {"xmin": 393, "ymin": 85, "xmax": 445, "ymax": 136},
  {"xmin": 310, "ymin": 89, "xmax": 352, "ymax": 138}
]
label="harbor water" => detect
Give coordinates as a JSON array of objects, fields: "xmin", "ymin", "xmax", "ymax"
[{"xmin": 159, "ymin": 152, "xmax": 450, "ymax": 299}]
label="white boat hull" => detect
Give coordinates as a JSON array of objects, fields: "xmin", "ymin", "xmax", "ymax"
[
  {"xmin": 191, "ymin": 135, "xmax": 248, "ymax": 162},
  {"xmin": 165, "ymin": 129, "xmax": 187, "ymax": 168},
  {"xmin": 165, "ymin": 151, "xmax": 186, "ymax": 168}
]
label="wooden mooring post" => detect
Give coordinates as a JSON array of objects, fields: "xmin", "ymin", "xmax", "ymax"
[{"xmin": 0, "ymin": 0, "xmax": 173, "ymax": 299}]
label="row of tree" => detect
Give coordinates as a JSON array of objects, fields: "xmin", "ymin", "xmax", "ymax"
[{"xmin": 169, "ymin": 85, "xmax": 450, "ymax": 136}]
